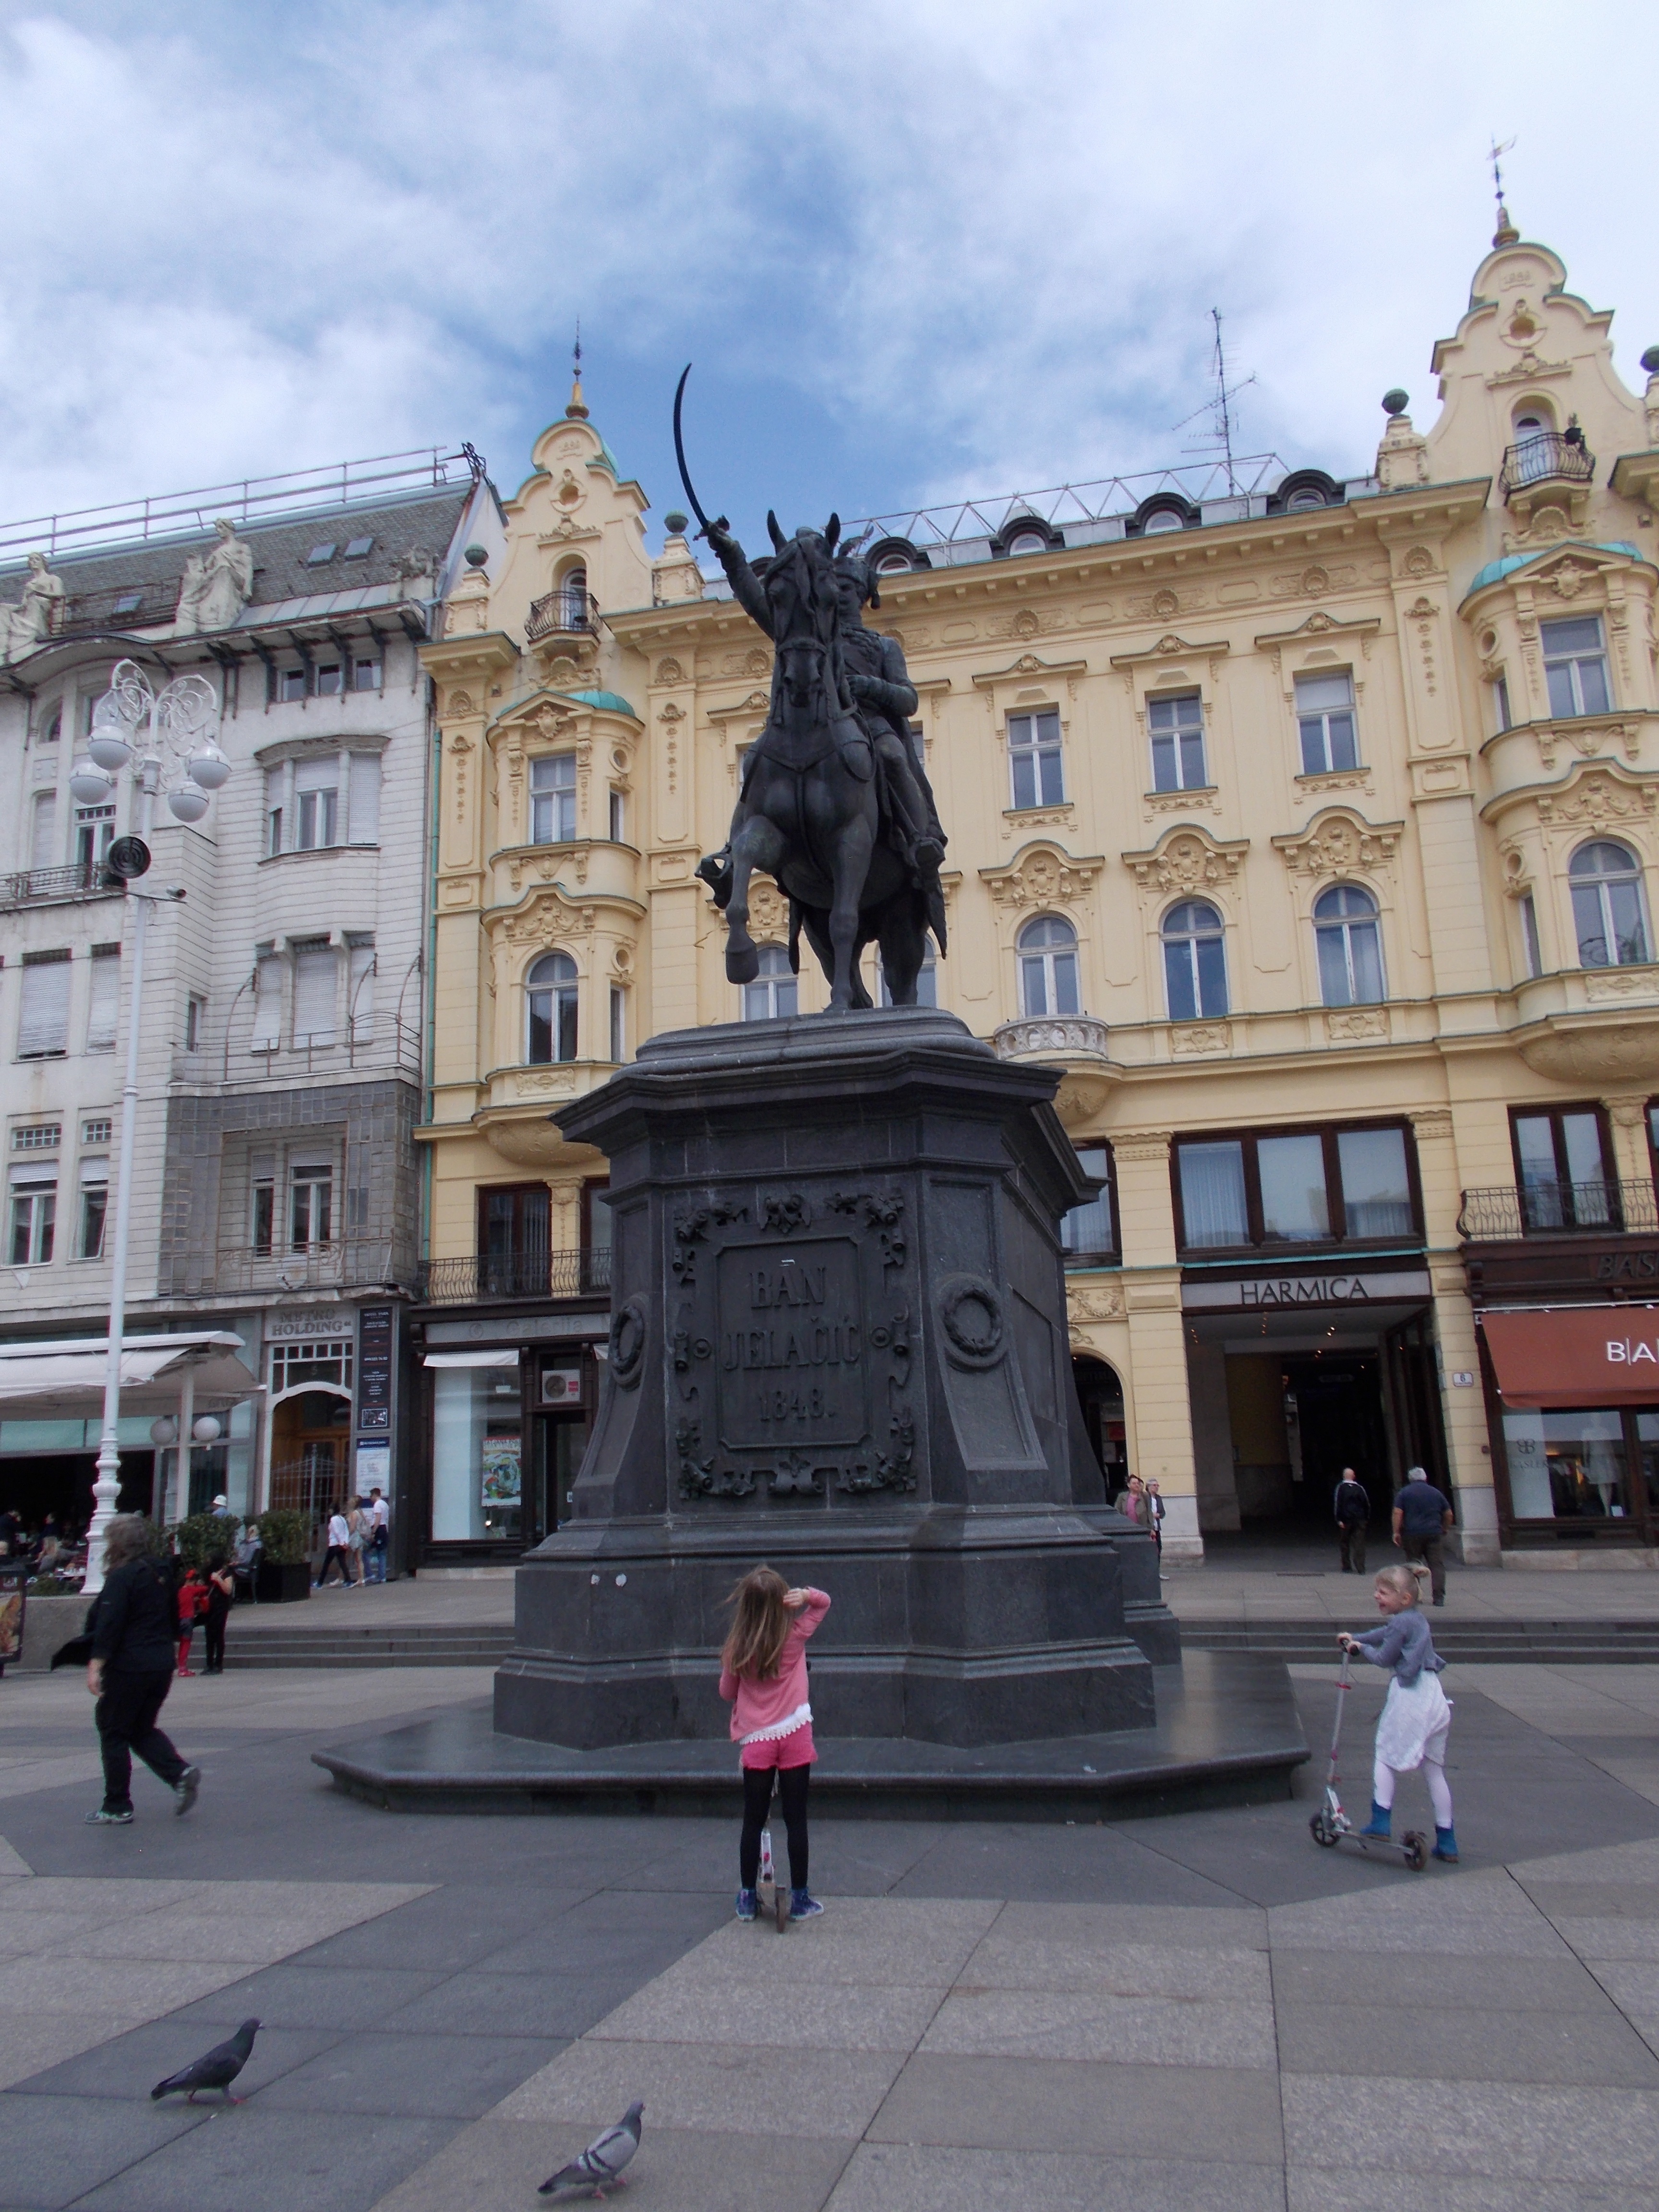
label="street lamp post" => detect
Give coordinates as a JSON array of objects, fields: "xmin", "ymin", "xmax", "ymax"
[{"xmin": 72, "ymin": 660, "xmax": 230, "ymax": 1595}]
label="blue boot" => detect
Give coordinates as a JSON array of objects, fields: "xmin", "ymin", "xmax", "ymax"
[
  {"xmin": 1357, "ymin": 1801, "xmax": 1393, "ymax": 1840},
  {"xmin": 735, "ymin": 1887, "xmax": 757, "ymax": 1921},
  {"xmin": 1433, "ymin": 1826, "xmax": 1459, "ymax": 1863}
]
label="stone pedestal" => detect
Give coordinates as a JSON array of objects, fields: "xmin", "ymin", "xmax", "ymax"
[{"xmin": 494, "ymin": 1008, "xmax": 1175, "ymax": 1751}]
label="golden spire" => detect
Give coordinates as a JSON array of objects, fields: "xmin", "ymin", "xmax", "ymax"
[{"xmin": 566, "ymin": 325, "xmax": 589, "ymax": 420}]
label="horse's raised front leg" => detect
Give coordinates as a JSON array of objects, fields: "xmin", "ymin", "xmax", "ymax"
[{"xmin": 725, "ymin": 813, "xmax": 787, "ymax": 986}]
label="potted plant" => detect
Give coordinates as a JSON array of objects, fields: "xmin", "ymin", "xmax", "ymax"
[
  {"xmin": 176, "ymin": 1512, "xmax": 235, "ymax": 1573},
  {"xmin": 254, "ymin": 1509, "xmax": 313, "ymax": 1604}
]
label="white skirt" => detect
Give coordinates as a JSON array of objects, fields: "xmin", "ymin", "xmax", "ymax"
[{"xmin": 1375, "ymin": 1671, "xmax": 1452, "ymax": 1772}]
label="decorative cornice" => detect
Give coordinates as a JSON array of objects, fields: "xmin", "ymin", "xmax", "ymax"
[
  {"xmin": 1253, "ymin": 611, "xmax": 1382, "ymax": 652},
  {"xmin": 1482, "ymin": 758, "xmax": 1659, "ymax": 827},
  {"xmin": 1108, "ymin": 633, "xmax": 1229, "ymax": 672},
  {"xmin": 970, "ymin": 652, "xmax": 1089, "ymax": 690}
]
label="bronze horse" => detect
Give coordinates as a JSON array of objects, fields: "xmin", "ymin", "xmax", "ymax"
[{"xmin": 704, "ymin": 513, "xmax": 937, "ymax": 1013}]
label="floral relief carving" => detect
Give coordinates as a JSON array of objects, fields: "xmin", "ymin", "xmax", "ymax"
[
  {"xmin": 1272, "ymin": 811, "xmax": 1401, "ymax": 879},
  {"xmin": 1585, "ymin": 967, "xmax": 1659, "ymax": 1002},
  {"xmin": 980, "ymin": 845, "xmax": 1104, "ymax": 910},
  {"xmin": 1402, "ymin": 546, "xmax": 1436, "ymax": 578},
  {"xmin": 1122, "ymin": 829, "xmax": 1248, "ymax": 896},
  {"xmin": 655, "ymin": 656, "xmax": 684, "ymax": 685},
  {"xmin": 1170, "ymin": 1021, "xmax": 1231, "ymax": 1056},
  {"xmin": 1325, "ymin": 1007, "xmax": 1390, "ymax": 1041},
  {"xmin": 1066, "ymin": 1281, "xmax": 1125, "ymax": 1324},
  {"xmin": 1535, "ymin": 771, "xmax": 1659, "ymax": 828},
  {"xmin": 746, "ymin": 878, "xmax": 789, "ymax": 939},
  {"xmin": 446, "ymin": 689, "xmax": 475, "ymax": 717}
]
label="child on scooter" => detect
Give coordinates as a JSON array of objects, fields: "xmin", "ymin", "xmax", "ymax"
[
  {"xmin": 719, "ymin": 1567, "xmax": 830, "ymax": 1923},
  {"xmin": 1339, "ymin": 1562, "xmax": 1457, "ymax": 1863}
]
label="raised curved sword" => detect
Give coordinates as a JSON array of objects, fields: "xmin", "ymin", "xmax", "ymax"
[{"xmin": 672, "ymin": 363, "xmax": 714, "ymax": 539}]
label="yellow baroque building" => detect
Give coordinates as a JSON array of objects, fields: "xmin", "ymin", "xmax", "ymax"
[{"xmin": 415, "ymin": 217, "xmax": 1659, "ymax": 1571}]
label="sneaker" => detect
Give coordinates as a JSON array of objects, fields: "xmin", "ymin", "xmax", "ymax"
[
  {"xmin": 174, "ymin": 1766, "xmax": 202, "ymax": 1818},
  {"xmin": 85, "ymin": 1807, "xmax": 133, "ymax": 1826},
  {"xmin": 1433, "ymin": 1825, "xmax": 1460, "ymax": 1863},
  {"xmin": 735, "ymin": 1888, "xmax": 757, "ymax": 1922},
  {"xmin": 789, "ymin": 1889, "xmax": 824, "ymax": 1919}
]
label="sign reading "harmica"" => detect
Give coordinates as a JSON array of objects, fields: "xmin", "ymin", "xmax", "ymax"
[{"xmin": 1180, "ymin": 1269, "xmax": 1433, "ymax": 1312}]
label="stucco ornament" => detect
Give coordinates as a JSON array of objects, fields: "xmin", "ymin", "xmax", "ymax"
[
  {"xmin": 1123, "ymin": 829, "xmax": 1246, "ymax": 896},
  {"xmin": 175, "ymin": 518, "xmax": 254, "ymax": 635},
  {"xmin": 982, "ymin": 844, "xmax": 1104, "ymax": 909},
  {"xmin": 0, "ymin": 552, "xmax": 65, "ymax": 662},
  {"xmin": 1273, "ymin": 810, "xmax": 1401, "ymax": 879}
]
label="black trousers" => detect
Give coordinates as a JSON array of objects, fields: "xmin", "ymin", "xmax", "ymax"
[
  {"xmin": 96, "ymin": 1668, "xmax": 187, "ymax": 1812},
  {"xmin": 740, "ymin": 1762, "xmax": 810, "ymax": 1892},
  {"xmin": 1338, "ymin": 1521, "xmax": 1367, "ymax": 1574},
  {"xmin": 318, "ymin": 1546, "xmax": 354, "ymax": 1586},
  {"xmin": 204, "ymin": 1599, "xmax": 230, "ymax": 1672}
]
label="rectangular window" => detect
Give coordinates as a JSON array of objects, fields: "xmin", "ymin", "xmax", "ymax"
[
  {"xmin": 1257, "ymin": 1133, "xmax": 1330, "ymax": 1242},
  {"xmin": 30, "ymin": 792, "xmax": 57, "ymax": 870},
  {"xmin": 1060, "ymin": 1144, "xmax": 1116, "ymax": 1261},
  {"xmin": 8, "ymin": 1171, "xmax": 55, "ymax": 1265},
  {"xmin": 12, "ymin": 1123, "xmax": 60, "ymax": 1151},
  {"xmin": 18, "ymin": 950, "xmax": 71, "ymax": 1058},
  {"xmin": 609, "ymin": 790, "xmax": 625, "ymax": 843},
  {"xmin": 1513, "ymin": 1107, "xmax": 1611, "ymax": 1230},
  {"xmin": 1007, "ymin": 710, "xmax": 1065, "ymax": 809},
  {"xmin": 1492, "ymin": 674, "xmax": 1513, "ymax": 732},
  {"xmin": 1541, "ymin": 616, "xmax": 1611, "ymax": 719},
  {"xmin": 609, "ymin": 985, "xmax": 625, "ymax": 1064},
  {"xmin": 480, "ymin": 1185, "xmax": 551, "ymax": 1298},
  {"xmin": 1520, "ymin": 893, "xmax": 1543, "ymax": 978},
  {"xmin": 1175, "ymin": 1122, "xmax": 1419, "ymax": 1251},
  {"xmin": 295, "ymin": 785, "xmax": 338, "ymax": 851},
  {"xmin": 82, "ymin": 1117, "xmax": 111, "ymax": 1145},
  {"xmin": 290, "ymin": 1163, "xmax": 333, "ymax": 1249},
  {"xmin": 86, "ymin": 947, "xmax": 120, "ymax": 1051},
  {"xmin": 347, "ymin": 935, "xmax": 374, "ymax": 1043},
  {"xmin": 78, "ymin": 1158, "xmax": 108, "ymax": 1259},
  {"xmin": 280, "ymin": 667, "xmax": 308, "ymax": 703},
  {"xmin": 1505, "ymin": 1407, "xmax": 1629, "ymax": 1521},
  {"xmin": 184, "ymin": 995, "xmax": 205, "ymax": 1052},
  {"xmin": 291, "ymin": 939, "xmax": 336, "ymax": 1043},
  {"xmin": 251, "ymin": 950, "xmax": 283, "ymax": 1048},
  {"xmin": 530, "ymin": 753, "xmax": 577, "ymax": 843},
  {"xmin": 251, "ymin": 1152, "xmax": 276, "ymax": 1254},
  {"xmin": 353, "ymin": 655, "xmax": 382, "ymax": 691},
  {"xmin": 267, "ymin": 806, "xmax": 283, "ymax": 857},
  {"xmin": 315, "ymin": 663, "xmax": 342, "ymax": 696},
  {"xmin": 75, "ymin": 805, "xmax": 117, "ymax": 870},
  {"xmin": 1295, "ymin": 670, "xmax": 1359, "ymax": 775},
  {"xmin": 1178, "ymin": 1140, "xmax": 1250, "ymax": 1250},
  {"xmin": 348, "ymin": 753, "xmax": 380, "ymax": 844},
  {"xmin": 1147, "ymin": 692, "xmax": 1207, "ymax": 793},
  {"xmin": 1335, "ymin": 1127, "xmax": 1412, "ymax": 1237}
]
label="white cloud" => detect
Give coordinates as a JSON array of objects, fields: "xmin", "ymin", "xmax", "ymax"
[{"xmin": 0, "ymin": 0, "xmax": 1651, "ymax": 529}]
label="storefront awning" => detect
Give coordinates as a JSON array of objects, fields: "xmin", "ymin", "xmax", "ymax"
[
  {"xmin": 1482, "ymin": 1308, "xmax": 1659, "ymax": 1409},
  {"xmin": 0, "ymin": 1333, "xmax": 260, "ymax": 1421}
]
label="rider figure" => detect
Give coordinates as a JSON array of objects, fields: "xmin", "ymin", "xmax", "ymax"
[{"xmin": 832, "ymin": 549, "xmax": 944, "ymax": 884}]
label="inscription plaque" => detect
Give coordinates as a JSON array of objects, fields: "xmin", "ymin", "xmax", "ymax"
[{"xmin": 715, "ymin": 1236, "xmax": 867, "ymax": 1452}]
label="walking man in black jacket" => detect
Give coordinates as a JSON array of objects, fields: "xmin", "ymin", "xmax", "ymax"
[
  {"xmin": 85, "ymin": 1515, "xmax": 201, "ymax": 1827},
  {"xmin": 1333, "ymin": 1467, "xmax": 1370, "ymax": 1574}
]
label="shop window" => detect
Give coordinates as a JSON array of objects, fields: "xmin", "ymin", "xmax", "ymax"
[
  {"xmin": 1059, "ymin": 1144, "xmax": 1117, "ymax": 1263},
  {"xmin": 530, "ymin": 753, "xmax": 577, "ymax": 843},
  {"xmin": 1295, "ymin": 670, "xmax": 1359, "ymax": 774},
  {"xmin": 432, "ymin": 1360, "xmax": 523, "ymax": 1541},
  {"xmin": 1162, "ymin": 901, "xmax": 1227, "ymax": 1021},
  {"xmin": 8, "ymin": 1169, "xmax": 55, "ymax": 1264},
  {"xmin": 1569, "ymin": 841, "xmax": 1649, "ymax": 969},
  {"xmin": 1174, "ymin": 1121, "xmax": 1418, "ymax": 1252},
  {"xmin": 527, "ymin": 951, "xmax": 578, "ymax": 1061},
  {"xmin": 1314, "ymin": 883, "xmax": 1385, "ymax": 1006},
  {"xmin": 1007, "ymin": 709, "xmax": 1064, "ymax": 809},
  {"xmin": 1503, "ymin": 1407, "xmax": 1631, "ymax": 1521},
  {"xmin": 1512, "ymin": 1108, "xmax": 1612, "ymax": 1230},
  {"xmin": 1541, "ymin": 616, "xmax": 1611, "ymax": 719},
  {"xmin": 1148, "ymin": 692, "xmax": 1207, "ymax": 793},
  {"xmin": 744, "ymin": 944, "xmax": 797, "ymax": 1022},
  {"xmin": 1018, "ymin": 914, "xmax": 1079, "ymax": 1017}
]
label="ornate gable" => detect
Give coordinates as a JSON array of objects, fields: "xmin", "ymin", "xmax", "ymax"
[
  {"xmin": 1271, "ymin": 807, "xmax": 1403, "ymax": 879},
  {"xmin": 1119, "ymin": 825, "xmax": 1249, "ymax": 897},
  {"xmin": 978, "ymin": 841, "xmax": 1104, "ymax": 910}
]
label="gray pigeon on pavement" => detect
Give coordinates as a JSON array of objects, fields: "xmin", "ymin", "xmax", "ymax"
[
  {"xmin": 538, "ymin": 2101, "xmax": 644, "ymax": 2197},
  {"xmin": 151, "ymin": 2018, "xmax": 260, "ymax": 2103}
]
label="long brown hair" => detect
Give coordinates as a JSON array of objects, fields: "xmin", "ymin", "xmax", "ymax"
[{"xmin": 721, "ymin": 1565, "xmax": 791, "ymax": 1681}]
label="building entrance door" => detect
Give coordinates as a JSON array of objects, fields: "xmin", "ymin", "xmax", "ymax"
[{"xmin": 527, "ymin": 1414, "xmax": 586, "ymax": 1547}]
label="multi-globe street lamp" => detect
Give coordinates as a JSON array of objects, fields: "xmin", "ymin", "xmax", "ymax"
[{"xmin": 71, "ymin": 659, "xmax": 230, "ymax": 1594}]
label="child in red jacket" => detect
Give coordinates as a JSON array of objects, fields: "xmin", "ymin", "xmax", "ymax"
[
  {"xmin": 176, "ymin": 1567, "xmax": 208, "ymax": 1677},
  {"xmin": 719, "ymin": 1566, "xmax": 830, "ymax": 1923}
]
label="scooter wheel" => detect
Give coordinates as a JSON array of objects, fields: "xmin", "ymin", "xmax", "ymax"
[
  {"xmin": 1402, "ymin": 1831, "xmax": 1429, "ymax": 1872},
  {"xmin": 1310, "ymin": 1812, "xmax": 1339, "ymax": 1848}
]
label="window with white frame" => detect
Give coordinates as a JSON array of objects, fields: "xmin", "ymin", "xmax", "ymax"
[
  {"xmin": 1007, "ymin": 709, "xmax": 1064, "ymax": 809},
  {"xmin": 1018, "ymin": 914, "xmax": 1080, "ymax": 1017},
  {"xmin": 30, "ymin": 792, "xmax": 57, "ymax": 870},
  {"xmin": 743, "ymin": 944, "xmax": 797, "ymax": 1022},
  {"xmin": 1541, "ymin": 617, "xmax": 1611, "ymax": 719},
  {"xmin": 18, "ymin": 950, "xmax": 71, "ymax": 1058},
  {"xmin": 290, "ymin": 1160, "xmax": 334, "ymax": 1248},
  {"xmin": 1295, "ymin": 670, "xmax": 1359, "ymax": 774},
  {"xmin": 12, "ymin": 1123, "xmax": 60, "ymax": 1152},
  {"xmin": 316, "ymin": 662, "xmax": 342, "ymax": 696},
  {"xmin": 251, "ymin": 948, "xmax": 283, "ymax": 1048},
  {"xmin": 1491, "ymin": 673, "xmax": 1513, "ymax": 733},
  {"xmin": 1147, "ymin": 692, "xmax": 1207, "ymax": 793},
  {"xmin": 269, "ymin": 1334, "xmax": 352, "ymax": 1393},
  {"xmin": 1313, "ymin": 884, "xmax": 1385, "ymax": 1006},
  {"xmin": 78, "ymin": 1157, "xmax": 108, "ymax": 1258},
  {"xmin": 528, "ymin": 951, "xmax": 578, "ymax": 1060},
  {"xmin": 8, "ymin": 1166, "xmax": 55, "ymax": 1264},
  {"xmin": 609, "ymin": 790, "xmax": 625, "ymax": 843},
  {"xmin": 279, "ymin": 667, "xmax": 307, "ymax": 703},
  {"xmin": 1569, "ymin": 840, "xmax": 1650, "ymax": 968},
  {"xmin": 75, "ymin": 804, "xmax": 116, "ymax": 869},
  {"xmin": 86, "ymin": 945, "xmax": 120, "ymax": 1051},
  {"xmin": 1162, "ymin": 901, "xmax": 1227, "ymax": 1021},
  {"xmin": 184, "ymin": 994, "xmax": 205, "ymax": 1052},
  {"xmin": 530, "ymin": 754, "xmax": 577, "ymax": 843},
  {"xmin": 1520, "ymin": 893, "xmax": 1543, "ymax": 979},
  {"xmin": 294, "ymin": 758, "xmax": 339, "ymax": 850},
  {"xmin": 353, "ymin": 655, "xmax": 381, "ymax": 692},
  {"xmin": 291, "ymin": 938, "xmax": 337, "ymax": 1043}
]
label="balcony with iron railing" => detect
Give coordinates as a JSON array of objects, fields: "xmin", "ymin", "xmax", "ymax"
[
  {"xmin": 417, "ymin": 1247, "xmax": 612, "ymax": 1305},
  {"xmin": 1499, "ymin": 430, "xmax": 1595, "ymax": 505},
  {"xmin": 526, "ymin": 587, "xmax": 601, "ymax": 642},
  {"xmin": 1458, "ymin": 1179, "xmax": 1659, "ymax": 1241},
  {"xmin": 0, "ymin": 859, "xmax": 122, "ymax": 911}
]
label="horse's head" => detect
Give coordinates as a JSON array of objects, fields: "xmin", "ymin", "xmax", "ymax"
[{"xmin": 764, "ymin": 512, "xmax": 842, "ymax": 716}]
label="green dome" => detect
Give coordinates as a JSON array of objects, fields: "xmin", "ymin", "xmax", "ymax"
[{"xmin": 566, "ymin": 687, "xmax": 639, "ymax": 719}]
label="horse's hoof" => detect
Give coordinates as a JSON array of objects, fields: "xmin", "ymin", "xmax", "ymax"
[{"xmin": 727, "ymin": 946, "xmax": 759, "ymax": 986}]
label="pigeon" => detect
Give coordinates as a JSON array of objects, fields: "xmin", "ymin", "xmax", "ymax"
[
  {"xmin": 150, "ymin": 2018, "xmax": 260, "ymax": 2104},
  {"xmin": 539, "ymin": 2101, "xmax": 644, "ymax": 2197}
]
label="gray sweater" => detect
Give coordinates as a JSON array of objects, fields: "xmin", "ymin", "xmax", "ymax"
[{"xmin": 1351, "ymin": 1611, "xmax": 1443, "ymax": 1687}]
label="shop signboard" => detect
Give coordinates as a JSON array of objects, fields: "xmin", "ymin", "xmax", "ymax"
[{"xmin": 356, "ymin": 1305, "xmax": 394, "ymax": 1434}]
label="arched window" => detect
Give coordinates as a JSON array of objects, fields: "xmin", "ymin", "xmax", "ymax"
[
  {"xmin": 1313, "ymin": 885, "xmax": 1384, "ymax": 1007},
  {"xmin": 743, "ymin": 943, "xmax": 797, "ymax": 1021},
  {"xmin": 1570, "ymin": 841, "xmax": 1650, "ymax": 968},
  {"xmin": 1019, "ymin": 914, "xmax": 1079, "ymax": 1017},
  {"xmin": 1006, "ymin": 528, "xmax": 1048, "ymax": 556},
  {"xmin": 556, "ymin": 563, "xmax": 589, "ymax": 630},
  {"xmin": 1162, "ymin": 901, "xmax": 1227, "ymax": 1020},
  {"xmin": 527, "ymin": 951, "xmax": 578, "ymax": 1062}
]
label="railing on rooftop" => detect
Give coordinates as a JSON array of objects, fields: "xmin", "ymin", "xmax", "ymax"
[
  {"xmin": 1499, "ymin": 433, "xmax": 1595, "ymax": 502},
  {"xmin": 418, "ymin": 1249, "xmax": 612, "ymax": 1305},
  {"xmin": 526, "ymin": 586, "xmax": 601, "ymax": 642},
  {"xmin": 0, "ymin": 860, "xmax": 118, "ymax": 911},
  {"xmin": 0, "ymin": 445, "xmax": 481, "ymax": 567},
  {"xmin": 1458, "ymin": 1179, "xmax": 1659, "ymax": 1241}
]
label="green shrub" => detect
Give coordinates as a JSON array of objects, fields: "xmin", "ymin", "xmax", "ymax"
[
  {"xmin": 26, "ymin": 1574, "xmax": 80, "ymax": 1597},
  {"xmin": 176, "ymin": 1512, "xmax": 235, "ymax": 1570},
  {"xmin": 257, "ymin": 1508, "xmax": 311, "ymax": 1565}
]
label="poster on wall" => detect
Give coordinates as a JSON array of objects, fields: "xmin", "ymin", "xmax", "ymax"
[
  {"xmin": 481, "ymin": 1434, "xmax": 522, "ymax": 1507},
  {"xmin": 355, "ymin": 1443, "xmax": 391, "ymax": 1493}
]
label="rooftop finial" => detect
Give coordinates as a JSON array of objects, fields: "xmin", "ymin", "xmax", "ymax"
[
  {"xmin": 567, "ymin": 323, "xmax": 589, "ymax": 419},
  {"xmin": 1489, "ymin": 134, "xmax": 1519, "ymax": 246}
]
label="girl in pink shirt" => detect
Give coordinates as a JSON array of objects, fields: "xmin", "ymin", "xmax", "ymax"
[{"xmin": 719, "ymin": 1567, "xmax": 830, "ymax": 1922}]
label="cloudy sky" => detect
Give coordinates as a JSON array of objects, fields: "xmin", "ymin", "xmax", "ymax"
[{"xmin": 0, "ymin": 1, "xmax": 1652, "ymax": 553}]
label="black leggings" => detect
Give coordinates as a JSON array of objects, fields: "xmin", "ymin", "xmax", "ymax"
[{"xmin": 740, "ymin": 1762, "xmax": 810, "ymax": 1891}]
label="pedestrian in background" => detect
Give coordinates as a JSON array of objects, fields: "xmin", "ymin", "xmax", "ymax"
[
  {"xmin": 176, "ymin": 1566, "xmax": 208, "ymax": 1675},
  {"xmin": 84, "ymin": 1515, "xmax": 201, "ymax": 1826},
  {"xmin": 315, "ymin": 1506, "xmax": 355, "ymax": 1590},
  {"xmin": 1334, "ymin": 1467, "xmax": 1370, "ymax": 1574},
  {"xmin": 1393, "ymin": 1465, "xmax": 1455, "ymax": 1607},
  {"xmin": 1143, "ymin": 1477, "xmax": 1166, "ymax": 1554},
  {"xmin": 346, "ymin": 1495, "xmax": 367, "ymax": 1584},
  {"xmin": 364, "ymin": 1488, "xmax": 390, "ymax": 1584},
  {"xmin": 202, "ymin": 1560, "xmax": 234, "ymax": 1674},
  {"xmin": 1114, "ymin": 1473, "xmax": 1149, "ymax": 1528}
]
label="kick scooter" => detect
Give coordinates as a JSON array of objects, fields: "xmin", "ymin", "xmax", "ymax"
[
  {"xmin": 1309, "ymin": 1647, "xmax": 1428, "ymax": 1871},
  {"xmin": 755, "ymin": 1777, "xmax": 790, "ymax": 1931}
]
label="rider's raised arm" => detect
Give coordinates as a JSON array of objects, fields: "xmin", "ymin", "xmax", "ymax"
[{"xmin": 705, "ymin": 519, "xmax": 774, "ymax": 638}]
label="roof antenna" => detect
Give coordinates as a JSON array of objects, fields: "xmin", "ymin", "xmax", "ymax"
[
  {"xmin": 567, "ymin": 322, "xmax": 589, "ymax": 420},
  {"xmin": 1489, "ymin": 135, "xmax": 1518, "ymax": 247},
  {"xmin": 1171, "ymin": 309, "xmax": 1256, "ymax": 496}
]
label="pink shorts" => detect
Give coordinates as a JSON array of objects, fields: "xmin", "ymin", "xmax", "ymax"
[{"xmin": 739, "ymin": 1723, "xmax": 816, "ymax": 1771}]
